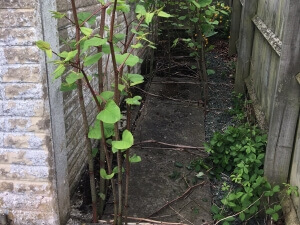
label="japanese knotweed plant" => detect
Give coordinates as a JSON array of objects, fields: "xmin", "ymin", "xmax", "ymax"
[
  {"xmin": 37, "ymin": 0, "xmax": 172, "ymax": 224},
  {"xmin": 205, "ymin": 124, "xmax": 299, "ymax": 224}
]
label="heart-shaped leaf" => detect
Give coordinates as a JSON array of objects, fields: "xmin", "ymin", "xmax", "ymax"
[
  {"xmin": 66, "ymin": 72, "xmax": 83, "ymax": 84},
  {"xmin": 97, "ymin": 100, "xmax": 121, "ymax": 123},
  {"xmin": 88, "ymin": 121, "xmax": 114, "ymax": 139},
  {"xmin": 126, "ymin": 96, "xmax": 142, "ymax": 105},
  {"xmin": 100, "ymin": 169, "xmax": 114, "ymax": 180},
  {"xmin": 112, "ymin": 130, "xmax": 134, "ymax": 150},
  {"xmin": 129, "ymin": 154, "xmax": 141, "ymax": 163},
  {"xmin": 84, "ymin": 52, "xmax": 103, "ymax": 66},
  {"xmin": 115, "ymin": 53, "xmax": 140, "ymax": 67}
]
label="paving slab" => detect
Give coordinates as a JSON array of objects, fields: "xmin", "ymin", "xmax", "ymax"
[{"xmin": 103, "ymin": 73, "xmax": 212, "ymax": 224}]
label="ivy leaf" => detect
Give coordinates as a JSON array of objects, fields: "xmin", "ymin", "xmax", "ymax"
[
  {"xmin": 83, "ymin": 52, "xmax": 103, "ymax": 66},
  {"xmin": 112, "ymin": 130, "xmax": 134, "ymax": 150},
  {"xmin": 66, "ymin": 72, "xmax": 84, "ymax": 84},
  {"xmin": 126, "ymin": 96, "xmax": 142, "ymax": 105},
  {"xmin": 158, "ymin": 11, "xmax": 173, "ymax": 18},
  {"xmin": 97, "ymin": 100, "xmax": 121, "ymax": 123},
  {"xmin": 100, "ymin": 169, "xmax": 114, "ymax": 180},
  {"xmin": 129, "ymin": 154, "xmax": 141, "ymax": 163},
  {"xmin": 60, "ymin": 82, "xmax": 77, "ymax": 92},
  {"xmin": 53, "ymin": 64, "xmax": 66, "ymax": 79},
  {"xmin": 80, "ymin": 27, "xmax": 93, "ymax": 36}
]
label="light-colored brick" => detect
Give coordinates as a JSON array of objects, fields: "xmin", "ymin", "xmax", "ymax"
[
  {"xmin": 0, "ymin": 0, "xmax": 36, "ymax": 9},
  {"xmin": 0, "ymin": 28, "xmax": 37, "ymax": 46},
  {"xmin": 4, "ymin": 83, "xmax": 43, "ymax": 99},
  {"xmin": 1, "ymin": 66, "xmax": 41, "ymax": 83},
  {"xmin": 3, "ymin": 117, "xmax": 50, "ymax": 133},
  {"xmin": 0, "ymin": 9, "xmax": 36, "ymax": 27},
  {"xmin": 3, "ymin": 133, "xmax": 48, "ymax": 149},
  {"xmin": 2, "ymin": 100, "xmax": 44, "ymax": 117},
  {"xmin": 0, "ymin": 180, "xmax": 51, "ymax": 195},
  {"xmin": 0, "ymin": 148, "xmax": 49, "ymax": 166},
  {"xmin": 0, "ymin": 164, "xmax": 49, "ymax": 180},
  {"xmin": 4, "ymin": 46, "xmax": 39, "ymax": 64}
]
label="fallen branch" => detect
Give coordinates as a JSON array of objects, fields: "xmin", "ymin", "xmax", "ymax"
[
  {"xmin": 102, "ymin": 217, "xmax": 187, "ymax": 225},
  {"xmin": 134, "ymin": 140, "xmax": 205, "ymax": 150},
  {"xmin": 148, "ymin": 182, "xmax": 206, "ymax": 218}
]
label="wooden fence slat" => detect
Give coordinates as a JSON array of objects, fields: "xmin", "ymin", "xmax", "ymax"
[
  {"xmin": 234, "ymin": 0, "xmax": 258, "ymax": 93},
  {"xmin": 228, "ymin": 0, "xmax": 242, "ymax": 55},
  {"xmin": 264, "ymin": 0, "xmax": 300, "ymax": 184}
]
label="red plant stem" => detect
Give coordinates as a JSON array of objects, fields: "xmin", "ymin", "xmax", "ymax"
[{"xmin": 70, "ymin": 0, "xmax": 98, "ymax": 222}]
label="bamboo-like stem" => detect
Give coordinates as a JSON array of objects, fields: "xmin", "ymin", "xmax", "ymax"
[
  {"xmin": 70, "ymin": 0, "xmax": 98, "ymax": 222},
  {"xmin": 108, "ymin": 1, "xmax": 122, "ymax": 224},
  {"xmin": 98, "ymin": 4, "xmax": 107, "ymax": 218}
]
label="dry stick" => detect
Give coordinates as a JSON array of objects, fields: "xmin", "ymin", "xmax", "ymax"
[
  {"xmin": 106, "ymin": 217, "xmax": 187, "ymax": 225},
  {"xmin": 133, "ymin": 86, "xmax": 200, "ymax": 104},
  {"xmin": 135, "ymin": 140, "xmax": 205, "ymax": 150},
  {"xmin": 70, "ymin": 0, "xmax": 98, "ymax": 222},
  {"xmin": 108, "ymin": 1, "xmax": 122, "ymax": 224},
  {"xmin": 169, "ymin": 206, "xmax": 194, "ymax": 225},
  {"xmin": 214, "ymin": 193, "xmax": 265, "ymax": 225},
  {"xmin": 147, "ymin": 182, "xmax": 206, "ymax": 219}
]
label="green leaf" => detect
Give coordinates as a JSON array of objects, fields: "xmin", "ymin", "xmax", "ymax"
[
  {"xmin": 63, "ymin": 50, "xmax": 78, "ymax": 62},
  {"xmin": 158, "ymin": 11, "xmax": 173, "ymax": 18},
  {"xmin": 97, "ymin": 91, "xmax": 114, "ymax": 104},
  {"xmin": 272, "ymin": 185, "xmax": 280, "ymax": 193},
  {"xmin": 272, "ymin": 213, "xmax": 279, "ymax": 221},
  {"xmin": 92, "ymin": 148, "xmax": 98, "ymax": 157},
  {"xmin": 115, "ymin": 53, "xmax": 140, "ymax": 67},
  {"xmin": 77, "ymin": 12, "xmax": 96, "ymax": 25},
  {"xmin": 112, "ymin": 166, "xmax": 125, "ymax": 173},
  {"xmin": 83, "ymin": 37, "xmax": 107, "ymax": 51},
  {"xmin": 80, "ymin": 27, "xmax": 93, "ymax": 36},
  {"xmin": 207, "ymin": 69, "xmax": 215, "ymax": 75},
  {"xmin": 131, "ymin": 43, "xmax": 143, "ymax": 49},
  {"xmin": 135, "ymin": 4, "xmax": 146, "ymax": 16},
  {"xmin": 196, "ymin": 172, "xmax": 204, "ymax": 178},
  {"xmin": 84, "ymin": 52, "xmax": 103, "ymax": 66},
  {"xmin": 60, "ymin": 82, "xmax": 77, "ymax": 92},
  {"xmin": 100, "ymin": 169, "xmax": 114, "ymax": 179},
  {"xmin": 97, "ymin": 100, "xmax": 121, "ymax": 123},
  {"xmin": 211, "ymin": 205, "xmax": 220, "ymax": 214},
  {"xmin": 124, "ymin": 73, "xmax": 144, "ymax": 86},
  {"xmin": 112, "ymin": 130, "xmax": 134, "ymax": 150},
  {"xmin": 50, "ymin": 11, "xmax": 65, "ymax": 19},
  {"xmin": 88, "ymin": 121, "xmax": 114, "ymax": 140},
  {"xmin": 99, "ymin": 193, "xmax": 105, "ymax": 200},
  {"xmin": 199, "ymin": 0, "xmax": 213, "ymax": 7},
  {"xmin": 129, "ymin": 154, "xmax": 141, "ymax": 163},
  {"xmin": 239, "ymin": 212, "xmax": 245, "ymax": 221},
  {"xmin": 36, "ymin": 40, "xmax": 51, "ymax": 51},
  {"xmin": 126, "ymin": 96, "xmax": 142, "ymax": 105},
  {"xmin": 66, "ymin": 72, "xmax": 83, "ymax": 84},
  {"xmin": 53, "ymin": 64, "xmax": 66, "ymax": 79},
  {"xmin": 191, "ymin": 0, "xmax": 201, "ymax": 8},
  {"xmin": 145, "ymin": 12, "xmax": 155, "ymax": 25}
]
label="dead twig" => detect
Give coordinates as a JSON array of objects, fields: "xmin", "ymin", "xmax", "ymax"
[
  {"xmin": 169, "ymin": 206, "xmax": 194, "ymax": 225},
  {"xmin": 148, "ymin": 182, "xmax": 206, "ymax": 218},
  {"xmin": 134, "ymin": 140, "xmax": 205, "ymax": 150},
  {"xmin": 105, "ymin": 217, "xmax": 187, "ymax": 225}
]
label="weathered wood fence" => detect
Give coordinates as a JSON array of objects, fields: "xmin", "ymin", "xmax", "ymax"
[{"xmin": 229, "ymin": 0, "xmax": 300, "ymax": 221}]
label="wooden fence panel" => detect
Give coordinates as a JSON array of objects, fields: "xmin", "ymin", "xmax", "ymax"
[{"xmin": 290, "ymin": 117, "xmax": 300, "ymax": 218}]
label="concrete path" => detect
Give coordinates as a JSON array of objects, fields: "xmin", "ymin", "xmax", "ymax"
[{"xmin": 124, "ymin": 72, "xmax": 212, "ymax": 224}]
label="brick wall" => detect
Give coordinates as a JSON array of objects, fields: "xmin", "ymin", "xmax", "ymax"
[
  {"xmin": 0, "ymin": 0, "xmax": 60, "ymax": 224},
  {"xmin": 0, "ymin": 0, "xmax": 147, "ymax": 224}
]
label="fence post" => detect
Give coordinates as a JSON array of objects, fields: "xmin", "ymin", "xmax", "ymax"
[
  {"xmin": 228, "ymin": 0, "xmax": 242, "ymax": 56},
  {"xmin": 234, "ymin": 0, "xmax": 258, "ymax": 94},
  {"xmin": 264, "ymin": 0, "xmax": 300, "ymax": 184}
]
